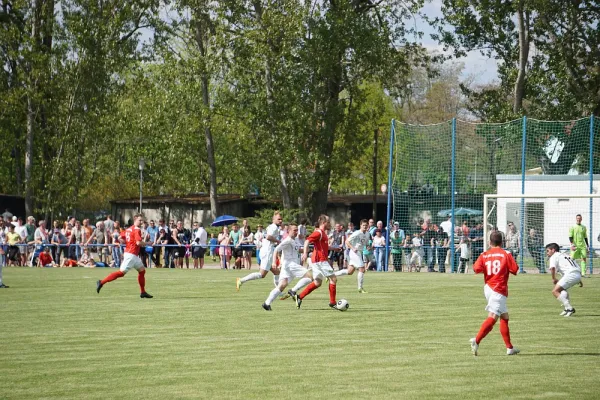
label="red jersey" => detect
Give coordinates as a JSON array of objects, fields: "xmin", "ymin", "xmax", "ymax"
[
  {"xmin": 124, "ymin": 226, "xmax": 142, "ymax": 256},
  {"xmin": 473, "ymin": 247, "xmax": 518, "ymax": 297},
  {"xmin": 307, "ymin": 228, "xmax": 329, "ymax": 263},
  {"xmin": 39, "ymin": 252, "xmax": 53, "ymax": 266}
]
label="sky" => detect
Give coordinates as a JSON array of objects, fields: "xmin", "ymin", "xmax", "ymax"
[{"xmin": 417, "ymin": 0, "xmax": 499, "ymax": 85}]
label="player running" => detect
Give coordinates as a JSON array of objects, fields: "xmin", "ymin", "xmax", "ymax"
[
  {"xmin": 237, "ymin": 211, "xmax": 282, "ymax": 290},
  {"xmin": 569, "ymin": 214, "xmax": 589, "ymax": 277},
  {"xmin": 334, "ymin": 219, "xmax": 370, "ymax": 293},
  {"xmin": 261, "ymin": 224, "xmax": 313, "ymax": 311},
  {"xmin": 470, "ymin": 231, "xmax": 519, "ymax": 356},
  {"xmin": 545, "ymin": 243, "xmax": 583, "ymax": 317},
  {"xmin": 289, "ymin": 214, "xmax": 339, "ymax": 310},
  {"xmin": 96, "ymin": 214, "xmax": 153, "ymax": 298}
]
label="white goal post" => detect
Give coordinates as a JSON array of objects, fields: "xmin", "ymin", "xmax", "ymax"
[{"xmin": 484, "ymin": 194, "xmax": 600, "ymax": 273}]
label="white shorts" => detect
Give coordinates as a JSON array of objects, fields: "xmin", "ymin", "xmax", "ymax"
[
  {"xmin": 310, "ymin": 260, "xmax": 334, "ymax": 280},
  {"xmin": 557, "ymin": 272, "xmax": 582, "ymax": 290},
  {"xmin": 259, "ymin": 249, "xmax": 274, "ymax": 271},
  {"xmin": 280, "ymin": 261, "xmax": 309, "ymax": 281},
  {"xmin": 348, "ymin": 250, "xmax": 364, "ymax": 268},
  {"xmin": 484, "ymin": 284, "xmax": 508, "ymax": 316},
  {"xmin": 120, "ymin": 252, "xmax": 145, "ymax": 274}
]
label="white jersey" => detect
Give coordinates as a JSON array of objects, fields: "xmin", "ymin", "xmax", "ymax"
[
  {"xmin": 274, "ymin": 236, "xmax": 302, "ymax": 264},
  {"xmin": 193, "ymin": 227, "xmax": 208, "ymax": 247},
  {"xmin": 548, "ymin": 252, "xmax": 580, "ymax": 276},
  {"xmin": 261, "ymin": 223, "xmax": 281, "ymax": 255},
  {"xmin": 347, "ymin": 230, "xmax": 370, "ymax": 253}
]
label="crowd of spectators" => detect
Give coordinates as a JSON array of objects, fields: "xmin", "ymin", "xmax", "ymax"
[{"xmin": 0, "ymin": 207, "xmax": 545, "ymax": 273}]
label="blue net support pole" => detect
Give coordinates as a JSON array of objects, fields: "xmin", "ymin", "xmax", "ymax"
[
  {"xmin": 385, "ymin": 119, "xmax": 396, "ymax": 271},
  {"xmin": 590, "ymin": 114, "xmax": 595, "ymax": 274},
  {"xmin": 450, "ymin": 118, "xmax": 456, "ymax": 273},
  {"xmin": 519, "ymin": 116, "xmax": 527, "ymax": 273}
]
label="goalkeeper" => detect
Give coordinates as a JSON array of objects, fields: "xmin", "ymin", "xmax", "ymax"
[{"xmin": 569, "ymin": 214, "xmax": 589, "ymax": 277}]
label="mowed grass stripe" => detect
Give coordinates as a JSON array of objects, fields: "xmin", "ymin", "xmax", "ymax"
[{"xmin": 1, "ymin": 268, "xmax": 599, "ymax": 399}]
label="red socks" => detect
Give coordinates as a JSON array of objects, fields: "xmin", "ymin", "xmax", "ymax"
[
  {"xmin": 101, "ymin": 271, "xmax": 124, "ymax": 285},
  {"xmin": 138, "ymin": 270, "xmax": 146, "ymax": 293},
  {"xmin": 499, "ymin": 319, "xmax": 513, "ymax": 349},
  {"xmin": 329, "ymin": 283, "xmax": 336, "ymax": 304},
  {"xmin": 475, "ymin": 317, "xmax": 496, "ymax": 344},
  {"xmin": 299, "ymin": 282, "xmax": 318, "ymax": 300}
]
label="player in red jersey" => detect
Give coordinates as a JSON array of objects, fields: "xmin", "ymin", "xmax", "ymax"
[
  {"xmin": 96, "ymin": 214, "xmax": 153, "ymax": 298},
  {"xmin": 290, "ymin": 214, "xmax": 339, "ymax": 310},
  {"xmin": 470, "ymin": 231, "xmax": 519, "ymax": 356}
]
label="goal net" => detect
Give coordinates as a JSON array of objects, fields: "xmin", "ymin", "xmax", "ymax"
[{"xmin": 484, "ymin": 194, "xmax": 600, "ymax": 274}]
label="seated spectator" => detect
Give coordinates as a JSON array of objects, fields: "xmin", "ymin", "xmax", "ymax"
[
  {"xmin": 78, "ymin": 247, "xmax": 96, "ymax": 267},
  {"xmin": 37, "ymin": 247, "xmax": 57, "ymax": 267}
]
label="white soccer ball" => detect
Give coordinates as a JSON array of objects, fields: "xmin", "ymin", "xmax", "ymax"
[{"xmin": 336, "ymin": 298, "xmax": 349, "ymax": 311}]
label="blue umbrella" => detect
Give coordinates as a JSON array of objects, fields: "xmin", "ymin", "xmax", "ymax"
[
  {"xmin": 437, "ymin": 207, "xmax": 483, "ymax": 217},
  {"xmin": 211, "ymin": 215, "xmax": 238, "ymax": 227}
]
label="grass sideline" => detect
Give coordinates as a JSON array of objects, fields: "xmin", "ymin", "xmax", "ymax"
[{"xmin": 1, "ymin": 267, "xmax": 599, "ymax": 400}]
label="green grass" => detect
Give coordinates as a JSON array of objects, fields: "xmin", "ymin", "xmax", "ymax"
[{"xmin": 1, "ymin": 267, "xmax": 599, "ymax": 400}]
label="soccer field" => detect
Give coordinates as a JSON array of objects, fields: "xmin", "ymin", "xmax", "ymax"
[{"xmin": 2, "ymin": 268, "xmax": 599, "ymax": 400}]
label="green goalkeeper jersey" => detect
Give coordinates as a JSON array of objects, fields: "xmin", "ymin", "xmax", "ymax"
[{"xmin": 569, "ymin": 224, "xmax": 587, "ymax": 248}]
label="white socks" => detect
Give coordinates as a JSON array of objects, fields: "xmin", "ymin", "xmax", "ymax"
[
  {"xmin": 0, "ymin": 264, "xmax": 3, "ymax": 285},
  {"xmin": 358, "ymin": 271, "xmax": 364, "ymax": 290},
  {"xmin": 292, "ymin": 277, "xmax": 312, "ymax": 292},
  {"xmin": 335, "ymin": 269, "xmax": 349, "ymax": 277},
  {"xmin": 265, "ymin": 288, "xmax": 281, "ymax": 305},
  {"xmin": 558, "ymin": 290, "xmax": 572, "ymax": 309},
  {"xmin": 241, "ymin": 272, "xmax": 262, "ymax": 283},
  {"xmin": 273, "ymin": 274, "xmax": 279, "ymax": 287}
]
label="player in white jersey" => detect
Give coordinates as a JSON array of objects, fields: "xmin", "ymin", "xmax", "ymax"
[
  {"xmin": 261, "ymin": 224, "xmax": 313, "ymax": 310},
  {"xmin": 545, "ymin": 243, "xmax": 583, "ymax": 317},
  {"xmin": 334, "ymin": 219, "xmax": 370, "ymax": 293},
  {"xmin": 237, "ymin": 211, "xmax": 282, "ymax": 290}
]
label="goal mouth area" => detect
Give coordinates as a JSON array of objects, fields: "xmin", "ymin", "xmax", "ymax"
[{"xmin": 483, "ymin": 194, "xmax": 600, "ymax": 254}]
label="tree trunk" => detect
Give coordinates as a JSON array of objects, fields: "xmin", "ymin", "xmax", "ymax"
[
  {"xmin": 279, "ymin": 166, "xmax": 292, "ymax": 209},
  {"xmin": 193, "ymin": 13, "xmax": 219, "ymax": 219},
  {"xmin": 513, "ymin": 1, "xmax": 529, "ymax": 114},
  {"xmin": 25, "ymin": 96, "xmax": 35, "ymax": 216}
]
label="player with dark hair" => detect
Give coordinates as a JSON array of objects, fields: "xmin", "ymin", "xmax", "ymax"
[
  {"xmin": 96, "ymin": 214, "xmax": 153, "ymax": 298},
  {"xmin": 288, "ymin": 215, "xmax": 339, "ymax": 309},
  {"xmin": 545, "ymin": 243, "xmax": 583, "ymax": 317},
  {"xmin": 470, "ymin": 231, "xmax": 519, "ymax": 356},
  {"xmin": 334, "ymin": 219, "xmax": 370, "ymax": 293}
]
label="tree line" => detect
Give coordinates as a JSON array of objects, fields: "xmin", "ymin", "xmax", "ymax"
[{"xmin": 1, "ymin": 0, "xmax": 598, "ymax": 221}]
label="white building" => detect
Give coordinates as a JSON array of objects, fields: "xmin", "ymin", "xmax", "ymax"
[{"xmin": 493, "ymin": 174, "xmax": 600, "ymax": 249}]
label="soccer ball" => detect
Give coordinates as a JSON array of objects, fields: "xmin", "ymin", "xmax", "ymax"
[{"xmin": 336, "ymin": 299, "xmax": 349, "ymax": 311}]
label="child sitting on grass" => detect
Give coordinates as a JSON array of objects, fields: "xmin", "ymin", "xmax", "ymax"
[
  {"xmin": 77, "ymin": 247, "xmax": 96, "ymax": 268},
  {"xmin": 37, "ymin": 247, "xmax": 57, "ymax": 268}
]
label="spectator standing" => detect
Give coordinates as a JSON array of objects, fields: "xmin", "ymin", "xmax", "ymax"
[
  {"xmin": 423, "ymin": 224, "xmax": 437, "ymax": 272},
  {"xmin": 146, "ymin": 220, "xmax": 158, "ymax": 267},
  {"xmin": 229, "ymin": 223, "xmax": 243, "ymax": 269},
  {"xmin": 155, "ymin": 227, "xmax": 172, "ymax": 268},
  {"xmin": 209, "ymin": 233, "xmax": 218, "ymax": 262},
  {"xmin": 192, "ymin": 222, "xmax": 208, "ymax": 269},
  {"xmin": 51, "ymin": 228, "xmax": 68, "ymax": 266},
  {"xmin": 25, "ymin": 217, "xmax": 36, "ymax": 263},
  {"xmin": 390, "ymin": 229, "xmax": 404, "ymax": 272},
  {"xmin": 254, "ymin": 225, "xmax": 264, "ymax": 265},
  {"xmin": 6, "ymin": 224, "xmax": 21, "ymax": 268},
  {"xmin": 33, "ymin": 221, "xmax": 49, "ymax": 266},
  {"xmin": 70, "ymin": 220, "xmax": 83, "ymax": 261},
  {"xmin": 372, "ymin": 229, "xmax": 386, "ymax": 272},
  {"xmin": 2, "ymin": 208, "xmax": 13, "ymax": 221},
  {"xmin": 470, "ymin": 223, "xmax": 484, "ymax": 263},
  {"xmin": 110, "ymin": 222, "xmax": 123, "ymax": 268},
  {"xmin": 240, "ymin": 226, "xmax": 254, "ymax": 269},
  {"xmin": 527, "ymin": 228, "xmax": 545, "ymax": 273},
  {"xmin": 456, "ymin": 236, "xmax": 470, "ymax": 273},
  {"xmin": 0, "ymin": 219, "xmax": 6, "ymax": 267},
  {"xmin": 506, "ymin": 222, "xmax": 520, "ymax": 259},
  {"xmin": 172, "ymin": 221, "xmax": 190, "ymax": 268},
  {"xmin": 439, "ymin": 214, "xmax": 452, "ymax": 237},
  {"xmin": 104, "ymin": 215, "xmax": 115, "ymax": 234},
  {"xmin": 218, "ymin": 226, "xmax": 232, "ymax": 269},
  {"xmin": 437, "ymin": 227, "xmax": 449, "ymax": 273},
  {"xmin": 329, "ymin": 223, "xmax": 345, "ymax": 270},
  {"xmin": 15, "ymin": 218, "xmax": 27, "ymax": 266},
  {"xmin": 410, "ymin": 233, "xmax": 424, "ymax": 272}
]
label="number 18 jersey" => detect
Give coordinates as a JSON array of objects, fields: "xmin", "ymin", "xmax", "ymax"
[{"xmin": 473, "ymin": 247, "xmax": 518, "ymax": 297}]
